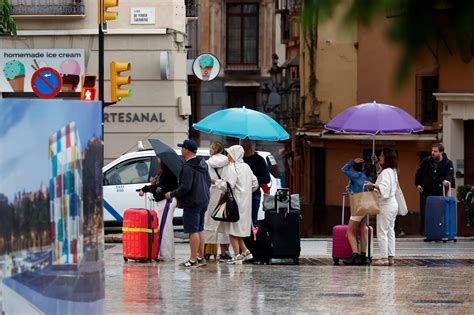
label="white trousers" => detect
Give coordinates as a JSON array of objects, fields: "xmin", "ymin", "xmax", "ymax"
[{"xmin": 376, "ymin": 202, "xmax": 398, "ymax": 257}]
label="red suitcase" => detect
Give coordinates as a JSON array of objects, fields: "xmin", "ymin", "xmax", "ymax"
[
  {"xmin": 122, "ymin": 198, "xmax": 159, "ymax": 262},
  {"xmin": 332, "ymin": 193, "xmax": 353, "ymax": 264}
]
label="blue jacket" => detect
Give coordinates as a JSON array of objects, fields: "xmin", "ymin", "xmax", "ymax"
[{"xmin": 341, "ymin": 160, "xmax": 372, "ymax": 193}]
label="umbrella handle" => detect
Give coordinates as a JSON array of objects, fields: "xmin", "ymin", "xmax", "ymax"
[{"xmin": 372, "ymin": 135, "xmax": 375, "ymax": 165}]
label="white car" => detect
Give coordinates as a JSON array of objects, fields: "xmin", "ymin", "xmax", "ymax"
[{"xmin": 102, "ymin": 146, "xmax": 282, "ymax": 233}]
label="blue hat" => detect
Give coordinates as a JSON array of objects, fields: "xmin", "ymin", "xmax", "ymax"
[{"xmin": 178, "ymin": 139, "xmax": 198, "ymax": 153}]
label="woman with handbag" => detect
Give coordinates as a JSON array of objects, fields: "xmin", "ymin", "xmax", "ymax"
[
  {"xmin": 217, "ymin": 145, "xmax": 259, "ymax": 265},
  {"xmin": 364, "ymin": 148, "xmax": 399, "ymax": 266},
  {"xmin": 203, "ymin": 142, "xmax": 231, "ymax": 261}
]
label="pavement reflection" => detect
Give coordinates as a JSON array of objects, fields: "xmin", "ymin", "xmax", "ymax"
[{"xmin": 105, "ymin": 242, "xmax": 474, "ymax": 314}]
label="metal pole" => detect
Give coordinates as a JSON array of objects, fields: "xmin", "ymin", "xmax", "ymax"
[
  {"xmin": 99, "ymin": 13, "xmax": 104, "ymax": 104},
  {"xmin": 99, "ymin": 0, "xmax": 105, "ymax": 163}
]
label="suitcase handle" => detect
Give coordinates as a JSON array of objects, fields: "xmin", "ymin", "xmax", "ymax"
[
  {"xmin": 342, "ymin": 192, "xmax": 350, "ymax": 225},
  {"xmin": 275, "ymin": 188, "xmax": 290, "ymax": 214},
  {"xmin": 443, "ymin": 181, "xmax": 452, "ymax": 197}
]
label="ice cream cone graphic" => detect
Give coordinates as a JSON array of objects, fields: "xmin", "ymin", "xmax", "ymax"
[
  {"xmin": 59, "ymin": 60, "xmax": 81, "ymax": 92},
  {"xmin": 3, "ymin": 60, "xmax": 26, "ymax": 92},
  {"xmin": 198, "ymin": 55, "xmax": 215, "ymax": 81}
]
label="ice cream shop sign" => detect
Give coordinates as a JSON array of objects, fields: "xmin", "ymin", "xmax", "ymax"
[{"xmin": 0, "ymin": 49, "xmax": 85, "ymax": 93}]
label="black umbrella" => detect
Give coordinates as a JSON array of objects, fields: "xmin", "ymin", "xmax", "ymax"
[{"xmin": 148, "ymin": 139, "xmax": 184, "ymax": 178}]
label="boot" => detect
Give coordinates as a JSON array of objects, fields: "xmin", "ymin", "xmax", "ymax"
[
  {"xmin": 359, "ymin": 252, "xmax": 368, "ymax": 265},
  {"xmin": 343, "ymin": 253, "xmax": 361, "ymax": 265}
]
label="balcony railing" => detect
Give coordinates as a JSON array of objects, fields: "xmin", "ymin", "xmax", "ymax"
[
  {"xmin": 186, "ymin": 0, "xmax": 199, "ymax": 18},
  {"xmin": 10, "ymin": 0, "xmax": 85, "ymax": 16}
]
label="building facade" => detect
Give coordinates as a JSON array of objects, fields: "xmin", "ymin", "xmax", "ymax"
[
  {"xmin": 285, "ymin": 5, "xmax": 474, "ymax": 236},
  {"xmin": 1, "ymin": 0, "xmax": 191, "ymax": 164},
  {"xmin": 187, "ymin": 0, "xmax": 286, "ymax": 162}
]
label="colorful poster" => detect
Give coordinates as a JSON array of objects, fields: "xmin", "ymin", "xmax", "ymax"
[
  {"xmin": 0, "ymin": 99, "xmax": 104, "ymax": 314},
  {"xmin": 0, "ymin": 49, "xmax": 85, "ymax": 93}
]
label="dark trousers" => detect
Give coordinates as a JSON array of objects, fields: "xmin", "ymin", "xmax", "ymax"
[
  {"xmin": 420, "ymin": 194, "xmax": 427, "ymax": 234},
  {"xmin": 251, "ymin": 192, "xmax": 261, "ymax": 226}
]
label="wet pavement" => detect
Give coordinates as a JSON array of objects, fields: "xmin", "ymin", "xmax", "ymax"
[{"xmin": 104, "ymin": 238, "xmax": 474, "ymax": 314}]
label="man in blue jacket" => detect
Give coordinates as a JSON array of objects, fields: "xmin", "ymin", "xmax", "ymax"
[{"xmin": 165, "ymin": 139, "xmax": 211, "ymax": 268}]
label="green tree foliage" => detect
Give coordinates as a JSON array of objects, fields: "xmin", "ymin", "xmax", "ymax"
[
  {"xmin": 302, "ymin": 0, "xmax": 474, "ymax": 86},
  {"xmin": 1, "ymin": 0, "xmax": 17, "ymax": 36}
]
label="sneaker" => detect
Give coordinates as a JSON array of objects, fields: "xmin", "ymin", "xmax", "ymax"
[
  {"xmin": 181, "ymin": 259, "xmax": 200, "ymax": 268},
  {"xmin": 241, "ymin": 250, "xmax": 253, "ymax": 261},
  {"xmin": 197, "ymin": 257, "xmax": 207, "ymax": 266},
  {"xmin": 226, "ymin": 254, "xmax": 244, "ymax": 265},
  {"xmin": 359, "ymin": 253, "xmax": 368, "ymax": 265},
  {"xmin": 218, "ymin": 253, "xmax": 232, "ymax": 263}
]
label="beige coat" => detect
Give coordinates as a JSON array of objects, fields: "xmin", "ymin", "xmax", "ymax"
[{"xmin": 203, "ymin": 153, "xmax": 230, "ymax": 244}]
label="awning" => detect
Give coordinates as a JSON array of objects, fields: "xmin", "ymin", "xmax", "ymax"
[
  {"xmin": 224, "ymin": 80, "xmax": 260, "ymax": 87},
  {"xmin": 296, "ymin": 130, "xmax": 440, "ymax": 141}
]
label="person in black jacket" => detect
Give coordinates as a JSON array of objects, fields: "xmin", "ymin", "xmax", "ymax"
[
  {"xmin": 165, "ymin": 139, "xmax": 211, "ymax": 268},
  {"xmin": 415, "ymin": 143, "xmax": 455, "ymax": 233},
  {"xmin": 242, "ymin": 139, "xmax": 270, "ymax": 225},
  {"xmin": 138, "ymin": 159, "xmax": 178, "ymax": 260},
  {"xmin": 138, "ymin": 160, "xmax": 177, "ymax": 201}
]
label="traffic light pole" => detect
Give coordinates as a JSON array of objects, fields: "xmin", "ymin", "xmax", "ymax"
[{"xmin": 99, "ymin": 23, "xmax": 104, "ymax": 106}]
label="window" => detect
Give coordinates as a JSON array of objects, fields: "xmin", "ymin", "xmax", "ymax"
[
  {"xmin": 227, "ymin": 88, "xmax": 257, "ymax": 109},
  {"xmin": 416, "ymin": 75, "xmax": 438, "ymax": 124},
  {"xmin": 104, "ymin": 158, "xmax": 151, "ymax": 185},
  {"xmin": 226, "ymin": 3, "xmax": 259, "ymax": 65}
]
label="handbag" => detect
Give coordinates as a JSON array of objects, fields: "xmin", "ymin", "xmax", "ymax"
[
  {"xmin": 211, "ymin": 169, "xmax": 240, "ymax": 222},
  {"xmin": 349, "ymin": 190, "xmax": 380, "ymax": 216},
  {"xmin": 394, "ymin": 171, "xmax": 408, "ymax": 216}
]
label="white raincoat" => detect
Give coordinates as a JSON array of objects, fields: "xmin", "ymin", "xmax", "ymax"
[
  {"xmin": 218, "ymin": 145, "xmax": 258, "ymax": 237},
  {"xmin": 203, "ymin": 153, "xmax": 230, "ymax": 244}
]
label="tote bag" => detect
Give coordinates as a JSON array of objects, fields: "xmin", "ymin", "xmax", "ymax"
[
  {"xmin": 350, "ymin": 190, "xmax": 380, "ymax": 216},
  {"xmin": 394, "ymin": 171, "xmax": 408, "ymax": 216},
  {"xmin": 211, "ymin": 182, "xmax": 240, "ymax": 222}
]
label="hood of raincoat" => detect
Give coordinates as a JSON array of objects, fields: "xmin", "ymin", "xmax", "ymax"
[{"xmin": 226, "ymin": 145, "xmax": 244, "ymax": 163}]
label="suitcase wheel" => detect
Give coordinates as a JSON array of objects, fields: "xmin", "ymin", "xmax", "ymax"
[
  {"xmin": 139, "ymin": 258, "xmax": 147, "ymax": 263},
  {"xmin": 454, "ymin": 239, "xmax": 457, "ymax": 242},
  {"xmin": 155, "ymin": 257, "xmax": 160, "ymax": 263},
  {"xmin": 333, "ymin": 257, "xmax": 340, "ymax": 265},
  {"xmin": 443, "ymin": 240, "xmax": 447, "ymax": 243},
  {"xmin": 293, "ymin": 258, "xmax": 299, "ymax": 265},
  {"xmin": 123, "ymin": 257, "xmax": 128, "ymax": 262}
]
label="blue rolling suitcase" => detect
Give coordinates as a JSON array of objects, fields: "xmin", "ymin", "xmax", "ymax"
[{"xmin": 424, "ymin": 187, "xmax": 457, "ymax": 242}]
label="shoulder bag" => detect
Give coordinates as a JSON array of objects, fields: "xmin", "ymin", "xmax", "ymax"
[
  {"xmin": 211, "ymin": 168, "xmax": 240, "ymax": 222},
  {"xmin": 394, "ymin": 170, "xmax": 408, "ymax": 216}
]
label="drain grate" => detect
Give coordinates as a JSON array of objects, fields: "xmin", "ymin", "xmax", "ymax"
[{"xmin": 411, "ymin": 300, "xmax": 465, "ymax": 305}]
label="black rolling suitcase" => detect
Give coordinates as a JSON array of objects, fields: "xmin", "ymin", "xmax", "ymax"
[
  {"xmin": 244, "ymin": 221, "xmax": 272, "ymax": 264},
  {"xmin": 263, "ymin": 188, "xmax": 301, "ymax": 264}
]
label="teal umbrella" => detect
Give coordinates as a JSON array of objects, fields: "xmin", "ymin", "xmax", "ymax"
[{"xmin": 193, "ymin": 107, "xmax": 290, "ymax": 141}]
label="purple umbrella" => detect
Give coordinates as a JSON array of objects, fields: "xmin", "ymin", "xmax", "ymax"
[{"xmin": 325, "ymin": 101, "xmax": 424, "ymax": 156}]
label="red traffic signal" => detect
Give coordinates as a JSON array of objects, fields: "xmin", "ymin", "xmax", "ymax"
[{"xmin": 81, "ymin": 87, "xmax": 97, "ymax": 101}]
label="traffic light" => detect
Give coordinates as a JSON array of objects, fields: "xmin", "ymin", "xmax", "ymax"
[
  {"xmin": 110, "ymin": 61, "xmax": 132, "ymax": 102},
  {"xmin": 80, "ymin": 74, "xmax": 97, "ymax": 101},
  {"xmin": 98, "ymin": 0, "xmax": 119, "ymax": 25}
]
